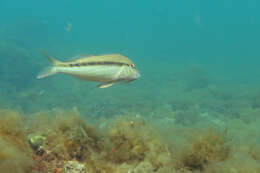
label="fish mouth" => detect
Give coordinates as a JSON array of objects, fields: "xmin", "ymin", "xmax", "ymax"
[
  {"xmin": 133, "ymin": 73, "xmax": 141, "ymax": 80},
  {"xmin": 136, "ymin": 73, "xmax": 141, "ymax": 79},
  {"xmin": 127, "ymin": 73, "xmax": 140, "ymax": 82}
]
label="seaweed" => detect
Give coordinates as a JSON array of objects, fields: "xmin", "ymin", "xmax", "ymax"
[
  {"xmin": 0, "ymin": 110, "xmax": 34, "ymax": 173},
  {"xmin": 205, "ymin": 152, "xmax": 260, "ymax": 173},
  {"xmin": 174, "ymin": 128, "xmax": 230, "ymax": 171},
  {"xmin": 0, "ymin": 108, "xmax": 176, "ymax": 172},
  {"xmin": 1, "ymin": 106, "xmax": 260, "ymax": 172}
]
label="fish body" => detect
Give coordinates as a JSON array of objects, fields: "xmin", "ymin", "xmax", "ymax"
[{"xmin": 37, "ymin": 51, "xmax": 140, "ymax": 88}]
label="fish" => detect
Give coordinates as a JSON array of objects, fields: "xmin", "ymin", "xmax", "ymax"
[
  {"xmin": 37, "ymin": 50, "xmax": 140, "ymax": 88},
  {"xmin": 64, "ymin": 21, "xmax": 72, "ymax": 32}
]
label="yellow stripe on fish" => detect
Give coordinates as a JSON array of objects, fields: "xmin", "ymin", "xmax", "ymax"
[{"xmin": 37, "ymin": 50, "xmax": 140, "ymax": 88}]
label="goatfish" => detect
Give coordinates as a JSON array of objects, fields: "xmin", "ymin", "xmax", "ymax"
[{"xmin": 37, "ymin": 51, "xmax": 140, "ymax": 88}]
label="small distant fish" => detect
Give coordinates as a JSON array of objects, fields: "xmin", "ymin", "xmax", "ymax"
[
  {"xmin": 64, "ymin": 21, "xmax": 72, "ymax": 32},
  {"xmin": 37, "ymin": 51, "xmax": 140, "ymax": 88}
]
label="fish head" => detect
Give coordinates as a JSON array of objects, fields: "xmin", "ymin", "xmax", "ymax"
[{"xmin": 126, "ymin": 63, "xmax": 141, "ymax": 81}]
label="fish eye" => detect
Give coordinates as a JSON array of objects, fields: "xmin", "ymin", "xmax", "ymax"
[{"xmin": 130, "ymin": 64, "xmax": 135, "ymax": 68}]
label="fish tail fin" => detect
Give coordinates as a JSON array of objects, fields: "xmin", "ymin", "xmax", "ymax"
[
  {"xmin": 37, "ymin": 66, "xmax": 57, "ymax": 79},
  {"xmin": 40, "ymin": 49, "xmax": 61, "ymax": 66},
  {"xmin": 37, "ymin": 50, "xmax": 61, "ymax": 79}
]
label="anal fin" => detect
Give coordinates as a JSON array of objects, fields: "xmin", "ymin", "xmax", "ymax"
[{"xmin": 98, "ymin": 82, "xmax": 115, "ymax": 88}]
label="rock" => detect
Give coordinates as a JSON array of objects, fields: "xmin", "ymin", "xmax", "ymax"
[
  {"xmin": 28, "ymin": 134, "xmax": 46, "ymax": 151},
  {"xmin": 63, "ymin": 161, "xmax": 87, "ymax": 173}
]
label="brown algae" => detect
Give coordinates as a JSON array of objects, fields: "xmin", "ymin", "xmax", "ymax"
[{"xmin": 0, "ymin": 108, "xmax": 260, "ymax": 173}]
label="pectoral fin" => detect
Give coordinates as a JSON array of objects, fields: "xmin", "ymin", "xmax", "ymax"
[{"xmin": 98, "ymin": 82, "xmax": 115, "ymax": 88}]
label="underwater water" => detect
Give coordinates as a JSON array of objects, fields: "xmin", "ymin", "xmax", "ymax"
[{"xmin": 1, "ymin": 0, "xmax": 260, "ymax": 172}]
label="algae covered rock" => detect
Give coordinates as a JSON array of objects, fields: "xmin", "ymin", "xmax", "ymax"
[
  {"xmin": 63, "ymin": 160, "xmax": 87, "ymax": 173},
  {"xmin": 133, "ymin": 162, "xmax": 154, "ymax": 173},
  {"xmin": 28, "ymin": 134, "xmax": 46, "ymax": 151}
]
